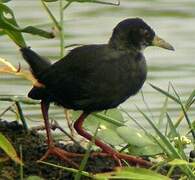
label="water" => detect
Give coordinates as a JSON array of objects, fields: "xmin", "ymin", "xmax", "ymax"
[{"xmin": 0, "ymin": 0, "xmax": 195, "ymax": 130}]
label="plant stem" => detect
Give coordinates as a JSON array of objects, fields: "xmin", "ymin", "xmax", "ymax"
[
  {"xmin": 41, "ymin": 0, "xmax": 61, "ymax": 31},
  {"xmin": 38, "ymin": 161, "xmax": 92, "ymax": 178},
  {"xmin": 60, "ymin": 0, "xmax": 65, "ymax": 58},
  {"xmin": 63, "ymin": 1, "xmax": 72, "ymax": 10}
]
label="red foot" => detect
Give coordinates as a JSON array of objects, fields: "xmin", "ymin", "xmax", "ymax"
[
  {"xmin": 116, "ymin": 152, "xmax": 152, "ymax": 167},
  {"xmin": 91, "ymin": 152, "xmax": 152, "ymax": 167},
  {"xmin": 39, "ymin": 146, "xmax": 83, "ymax": 168}
]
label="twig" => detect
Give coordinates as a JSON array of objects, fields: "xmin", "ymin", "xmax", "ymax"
[
  {"xmin": 64, "ymin": 109, "xmax": 75, "ymax": 137},
  {"xmin": 31, "ymin": 119, "xmax": 79, "ymax": 146},
  {"xmin": 0, "ymin": 103, "xmax": 15, "ymax": 118},
  {"xmin": 52, "ymin": 119, "xmax": 79, "ymax": 145}
]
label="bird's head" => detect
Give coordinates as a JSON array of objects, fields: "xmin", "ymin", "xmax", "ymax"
[{"xmin": 109, "ymin": 18, "xmax": 174, "ymax": 51}]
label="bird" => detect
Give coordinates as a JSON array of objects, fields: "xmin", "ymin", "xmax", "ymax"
[{"xmin": 20, "ymin": 18, "xmax": 174, "ymax": 167}]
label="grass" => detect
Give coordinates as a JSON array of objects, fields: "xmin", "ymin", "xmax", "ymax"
[{"xmin": 0, "ymin": 83, "xmax": 194, "ymax": 179}]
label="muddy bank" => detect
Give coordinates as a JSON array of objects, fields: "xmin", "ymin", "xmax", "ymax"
[{"xmin": 0, "ymin": 120, "xmax": 116, "ymax": 180}]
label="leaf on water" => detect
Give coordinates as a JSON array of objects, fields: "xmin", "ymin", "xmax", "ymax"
[
  {"xmin": 87, "ymin": 110, "xmax": 125, "ymax": 146},
  {"xmin": 95, "ymin": 167, "xmax": 170, "ymax": 180},
  {"xmin": 117, "ymin": 126, "xmax": 163, "ymax": 156},
  {"xmin": 116, "ymin": 126, "xmax": 154, "ymax": 147},
  {"xmin": 97, "ymin": 128, "xmax": 125, "ymax": 146},
  {"xmin": 0, "ymin": 57, "xmax": 44, "ymax": 87},
  {"xmin": 0, "ymin": 132, "xmax": 23, "ymax": 165},
  {"xmin": 128, "ymin": 144, "xmax": 163, "ymax": 156},
  {"xmin": 71, "ymin": 109, "xmax": 125, "ymax": 146}
]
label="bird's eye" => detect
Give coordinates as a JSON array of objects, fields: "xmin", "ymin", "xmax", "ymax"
[{"xmin": 143, "ymin": 30, "xmax": 150, "ymax": 38}]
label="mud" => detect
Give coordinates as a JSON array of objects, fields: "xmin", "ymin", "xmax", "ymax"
[{"xmin": 0, "ymin": 120, "xmax": 116, "ymax": 180}]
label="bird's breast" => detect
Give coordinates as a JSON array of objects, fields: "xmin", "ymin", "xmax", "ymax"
[{"xmin": 124, "ymin": 53, "xmax": 147, "ymax": 96}]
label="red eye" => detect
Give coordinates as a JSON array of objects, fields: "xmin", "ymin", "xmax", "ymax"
[{"xmin": 143, "ymin": 30, "xmax": 150, "ymax": 37}]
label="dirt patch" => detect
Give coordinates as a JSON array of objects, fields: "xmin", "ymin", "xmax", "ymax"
[{"xmin": 0, "ymin": 120, "xmax": 116, "ymax": 180}]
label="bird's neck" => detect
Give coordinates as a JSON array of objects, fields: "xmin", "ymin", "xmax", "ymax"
[{"xmin": 108, "ymin": 36, "xmax": 141, "ymax": 53}]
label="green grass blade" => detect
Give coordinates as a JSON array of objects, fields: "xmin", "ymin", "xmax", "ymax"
[
  {"xmin": 173, "ymin": 90, "xmax": 195, "ymax": 129},
  {"xmin": 150, "ymin": 83, "xmax": 180, "ymax": 104},
  {"xmin": 74, "ymin": 123, "xmax": 99, "ymax": 180},
  {"xmin": 141, "ymin": 90, "xmax": 154, "ymax": 121},
  {"xmin": 138, "ymin": 108, "xmax": 195, "ymax": 178},
  {"xmin": 92, "ymin": 112, "xmax": 124, "ymax": 126},
  {"xmin": 157, "ymin": 84, "xmax": 170, "ymax": 128},
  {"xmin": 166, "ymin": 113, "xmax": 187, "ymax": 160},
  {"xmin": 137, "ymin": 107, "xmax": 182, "ymax": 159},
  {"xmin": 0, "ymin": 132, "xmax": 23, "ymax": 165},
  {"xmin": 38, "ymin": 161, "xmax": 92, "ymax": 178}
]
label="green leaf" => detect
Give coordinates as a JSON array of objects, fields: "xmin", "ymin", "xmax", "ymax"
[
  {"xmin": 0, "ymin": 132, "xmax": 23, "ymax": 165},
  {"xmin": 0, "ymin": 3, "xmax": 26, "ymax": 47},
  {"xmin": 128, "ymin": 144, "xmax": 163, "ymax": 156},
  {"xmin": 22, "ymin": 26, "xmax": 54, "ymax": 39},
  {"xmin": 95, "ymin": 167, "xmax": 170, "ymax": 180},
  {"xmin": 97, "ymin": 128, "xmax": 125, "ymax": 146},
  {"xmin": 0, "ymin": 3, "xmax": 54, "ymax": 47},
  {"xmin": 116, "ymin": 126, "xmax": 163, "ymax": 156},
  {"xmin": 116, "ymin": 126, "xmax": 154, "ymax": 147}
]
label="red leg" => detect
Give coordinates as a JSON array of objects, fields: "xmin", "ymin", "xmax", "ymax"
[
  {"xmin": 41, "ymin": 101, "xmax": 52, "ymax": 145},
  {"xmin": 74, "ymin": 112, "xmax": 152, "ymax": 167},
  {"xmin": 39, "ymin": 100, "xmax": 82, "ymax": 167}
]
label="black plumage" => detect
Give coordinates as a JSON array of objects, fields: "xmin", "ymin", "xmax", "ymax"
[
  {"xmin": 22, "ymin": 44, "xmax": 146, "ymax": 111},
  {"xmin": 21, "ymin": 18, "xmax": 171, "ymax": 112},
  {"xmin": 20, "ymin": 18, "xmax": 174, "ymax": 166}
]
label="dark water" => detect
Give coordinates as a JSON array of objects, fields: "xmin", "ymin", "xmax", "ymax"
[{"xmin": 0, "ymin": 0, "xmax": 195, "ymax": 130}]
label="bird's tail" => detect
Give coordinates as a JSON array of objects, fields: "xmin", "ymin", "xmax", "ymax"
[{"xmin": 20, "ymin": 47, "xmax": 51, "ymax": 79}]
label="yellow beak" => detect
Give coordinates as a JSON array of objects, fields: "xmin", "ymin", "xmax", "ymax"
[{"xmin": 152, "ymin": 35, "xmax": 174, "ymax": 51}]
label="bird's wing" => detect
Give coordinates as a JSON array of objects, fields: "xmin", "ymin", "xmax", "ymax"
[{"xmin": 38, "ymin": 45, "xmax": 134, "ymax": 110}]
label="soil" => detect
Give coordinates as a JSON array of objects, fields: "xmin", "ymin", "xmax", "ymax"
[{"xmin": 0, "ymin": 120, "xmax": 116, "ymax": 180}]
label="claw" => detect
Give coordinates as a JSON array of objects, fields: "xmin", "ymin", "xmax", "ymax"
[
  {"xmin": 16, "ymin": 62, "xmax": 21, "ymax": 73},
  {"xmin": 39, "ymin": 146, "xmax": 83, "ymax": 168}
]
